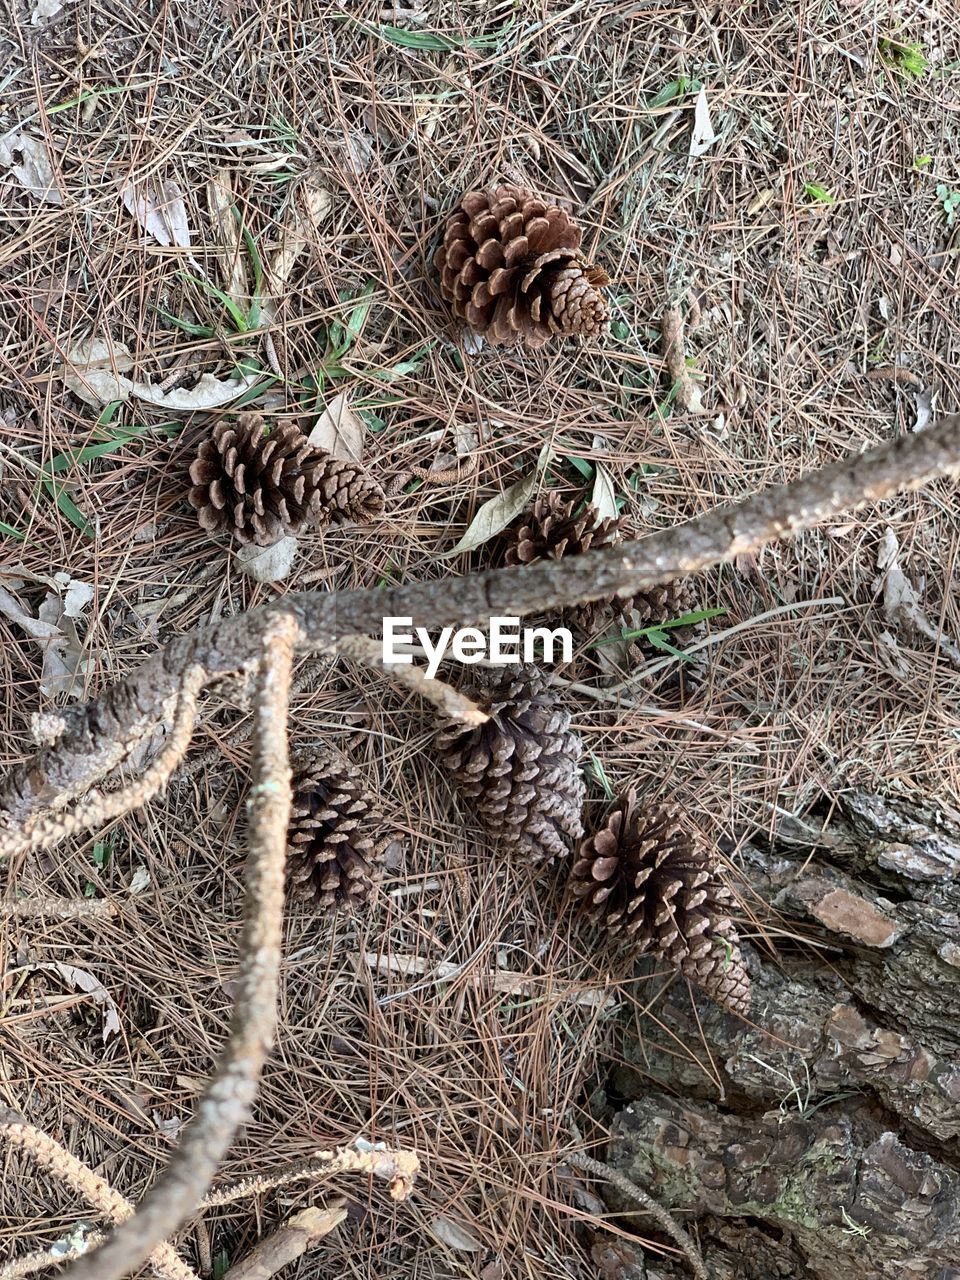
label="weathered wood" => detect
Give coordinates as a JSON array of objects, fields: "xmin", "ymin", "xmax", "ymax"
[{"xmin": 607, "ymin": 790, "xmax": 960, "ymax": 1278}]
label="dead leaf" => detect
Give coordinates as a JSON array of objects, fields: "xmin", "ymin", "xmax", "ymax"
[
  {"xmin": 120, "ymin": 178, "xmax": 191, "ymax": 248},
  {"xmin": 128, "ymin": 866, "xmax": 151, "ymax": 894},
  {"xmin": 689, "ymin": 86, "xmax": 718, "ymax": 157},
  {"xmin": 0, "ymin": 131, "xmax": 62, "ymax": 204},
  {"xmin": 308, "ymin": 391, "xmax": 366, "ymax": 463},
  {"xmin": 206, "ymin": 169, "xmax": 248, "ymax": 308},
  {"xmin": 442, "ymin": 444, "xmax": 551, "ymax": 557},
  {"xmin": 31, "ymin": 0, "xmax": 66, "ymax": 20},
  {"xmin": 63, "ymin": 336, "xmax": 257, "ymax": 409},
  {"xmin": 590, "ymin": 461, "xmax": 618, "ymax": 522},
  {"xmin": 20, "ymin": 963, "xmax": 121, "ymax": 1042},
  {"xmin": 235, "ymin": 535, "xmax": 298, "ymax": 583},
  {"xmin": 0, "ymin": 577, "xmax": 93, "ymax": 698},
  {"xmin": 877, "ymin": 528, "xmax": 960, "ymax": 669},
  {"xmin": 428, "ymin": 1212, "xmax": 484, "ymax": 1253}
]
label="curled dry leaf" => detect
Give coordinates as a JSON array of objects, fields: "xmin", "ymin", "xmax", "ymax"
[
  {"xmin": 442, "ymin": 442, "xmax": 552, "ymax": 557},
  {"xmin": 689, "ymin": 85, "xmax": 718, "ymax": 157},
  {"xmin": 235, "ymin": 536, "xmax": 299, "ymax": 584},
  {"xmin": 308, "ymin": 391, "xmax": 366, "ymax": 463},
  {"xmin": 0, "ymin": 130, "xmax": 62, "ymax": 204},
  {"xmin": 590, "ymin": 459, "xmax": 619, "ymax": 523},
  {"xmin": 63, "ymin": 337, "xmax": 257, "ymax": 410},
  {"xmin": 16, "ymin": 962, "xmax": 122, "ymax": 1042},
  {"xmin": 121, "ymin": 177, "xmax": 191, "ymax": 248}
]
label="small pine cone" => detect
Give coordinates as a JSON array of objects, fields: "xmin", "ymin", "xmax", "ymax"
[
  {"xmin": 434, "ymin": 185, "xmax": 609, "ymax": 349},
  {"xmin": 436, "ymin": 665, "xmax": 585, "ymax": 862},
  {"xmin": 569, "ymin": 791, "xmax": 750, "ymax": 1014},
  {"xmin": 287, "ymin": 749, "xmax": 394, "ymax": 912},
  {"xmin": 621, "ymin": 578, "xmax": 699, "ymax": 635},
  {"xmin": 188, "ymin": 413, "xmax": 384, "ymax": 545},
  {"xmin": 504, "ymin": 492, "xmax": 625, "ymax": 567}
]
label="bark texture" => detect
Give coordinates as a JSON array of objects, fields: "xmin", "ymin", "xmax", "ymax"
[{"xmin": 606, "ymin": 790, "xmax": 960, "ymax": 1279}]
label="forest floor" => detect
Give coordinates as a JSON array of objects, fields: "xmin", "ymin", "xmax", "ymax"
[{"xmin": 2, "ymin": 2, "xmax": 960, "ymax": 1278}]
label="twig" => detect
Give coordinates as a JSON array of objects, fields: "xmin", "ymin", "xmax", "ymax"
[
  {"xmin": 337, "ymin": 635, "xmax": 489, "ymax": 725},
  {"xmin": 198, "ymin": 1141, "xmax": 420, "ymax": 1209},
  {"xmin": 220, "ymin": 1203, "xmax": 346, "ymax": 1280},
  {"xmin": 61, "ymin": 614, "xmax": 300, "ymax": 1280},
  {"xmin": 0, "ymin": 896, "xmax": 117, "ymax": 920},
  {"xmin": 564, "ymin": 1149, "xmax": 710, "ymax": 1280},
  {"xmin": 0, "ymin": 1234, "xmax": 106, "ymax": 1279},
  {"xmin": 3, "ymin": 416, "xmax": 960, "ymax": 838},
  {"xmin": 661, "ymin": 303, "xmax": 704, "ymax": 413},
  {"xmin": 0, "ymin": 1108, "xmax": 199, "ymax": 1280},
  {"xmin": 3, "ymin": 665, "xmax": 206, "ymax": 862}
]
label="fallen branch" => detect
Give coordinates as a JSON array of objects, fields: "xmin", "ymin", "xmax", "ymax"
[
  {"xmin": 61, "ymin": 614, "xmax": 299, "ymax": 1280},
  {"xmin": 2, "ymin": 415, "xmax": 959, "ymax": 841},
  {"xmin": 0, "ymin": 1108, "xmax": 199, "ymax": 1280},
  {"xmin": 220, "ymin": 1202, "xmax": 347, "ymax": 1280}
]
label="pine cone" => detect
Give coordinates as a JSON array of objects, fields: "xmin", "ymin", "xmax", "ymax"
[
  {"xmin": 504, "ymin": 493, "xmax": 624, "ymax": 567},
  {"xmin": 435, "ymin": 185, "xmax": 609, "ymax": 348},
  {"xmin": 569, "ymin": 791, "xmax": 751, "ymax": 1014},
  {"xmin": 286, "ymin": 749, "xmax": 394, "ymax": 912},
  {"xmin": 436, "ymin": 665, "xmax": 585, "ymax": 862},
  {"xmin": 188, "ymin": 413, "xmax": 384, "ymax": 545}
]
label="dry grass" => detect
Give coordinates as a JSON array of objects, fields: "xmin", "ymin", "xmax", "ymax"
[{"xmin": 2, "ymin": 0, "xmax": 960, "ymax": 1276}]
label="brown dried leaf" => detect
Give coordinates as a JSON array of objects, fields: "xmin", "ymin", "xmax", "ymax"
[
  {"xmin": 308, "ymin": 391, "xmax": 366, "ymax": 463},
  {"xmin": 0, "ymin": 131, "xmax": 62, "ymax": 204},
  {"xmin": 121, "ymin": 177, "xmax": 191, "ymax": 248},
  {"xmin": 428, "ymin": 1211, "xmax": 484, "ymax": 1253},
  {"xmin": 442, "ymin": 443, "xmax": 551, "ymax": 557},
  {"xmin": 207, "ymin": 169, "xmax": 248, "ymax": 308}
]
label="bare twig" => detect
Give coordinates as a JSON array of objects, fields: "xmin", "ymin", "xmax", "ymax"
[
  {"xmin": 198, "ymin": 1141, "xmax": 420, "ymax": 1209},
  {"xmin": 564, "ymin": 1149, "xmax": 710, "ymax": 1280},
  {"xmin": 0, "ymin": 1234, "xmax": 106, "ymax": 1279},
  {"xmin": 3, "ymin": 416, "xmax": 960, "ymax": 839},
  {"xmin": 220, "ymin": 1202, "xmax": 346, "ymax": 1280},
  {"xmin": 0, "ymin": 1108, "xmax": 199, "ymax": 1280},
  {"xmin": 337, "ymin": 635, "xmax": 489, "ymax": 725},
  {"xmin": 60, "ymin": 614, "xmax": 300, "ymax": 1280},
  {"xmin": 0, "ymin": 896, "xmax": 117, "ymax": 920}
]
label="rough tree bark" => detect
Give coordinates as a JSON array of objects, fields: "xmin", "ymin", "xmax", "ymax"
[{"xmin": 606, "ymin": 792, "xmax": 960, "ymax": 1280}]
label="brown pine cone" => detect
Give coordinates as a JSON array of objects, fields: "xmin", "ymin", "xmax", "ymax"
[
  {"xmin": 504, "ymin": 492, "xmax": 625, "ymax": 567},
  {"xmin": 436, "ymin": 665, "xmax": 585, "ymax": 862},
  {"xmin": 569, "ymin": 791, "xmax": 751, "ymax": 1015},
  {"xmin": 435, "ymin": 185, "xmax": 609, "ymax": 348},
  {"xmin": 188, "ymin": 413, "xmax": 384, "ymax": 545},
  {"xmin": 287, "ymin": 748, "xmax": 396, "ymax": 913}
]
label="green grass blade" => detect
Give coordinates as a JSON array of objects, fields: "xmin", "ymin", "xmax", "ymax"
[{"xmin": 179, "ymin": 271, "xmax": 249, "ymax": 333}]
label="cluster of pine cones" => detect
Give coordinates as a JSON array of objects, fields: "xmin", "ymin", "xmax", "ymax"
[
  {"xmin": 184, "ymin": 184, "xmax": 609, "ymax": 548},
  {"xmin": 177, "ymin": 183, "xmax": 748, "ymax": 1016}
]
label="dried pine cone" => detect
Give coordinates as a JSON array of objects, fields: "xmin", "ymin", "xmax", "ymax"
[
  {"xmin": 435, "ymin": 185, "xmax": 609, "ymax": 348},
  {"xmin": 287, "ymin": 748, "xmax": 395, "ymax": 912},
  {"xmin": 569, "ymin": 791, "xmax": 751, "ymax": 1014},
  {"xmin": 188, "ymin": 413, "xmax": 384, "ymax": 545},
  {"xmin": 436, "ymin": 665, "xmax": 584, "ymax": 862},
  {"xmin": 504, "ymin": 492, "xmax": 625, "ymax": 567}
]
